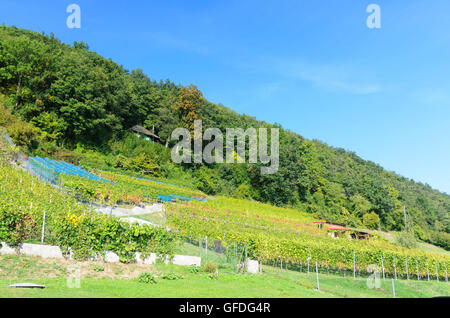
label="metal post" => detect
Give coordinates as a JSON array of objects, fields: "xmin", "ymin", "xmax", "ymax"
[
  {"xmin": 394, "ymin": 256, "xmax": 397, "ymax": 280},
  {"xmin": 391, "ymin": 278, "xmax": 396, "ymax": 298},
  {"xmin": 427, "ymin": 262, "xmax": 430, "ymax": 281},
  {"xmin": 307, "ymin": 257, "xmax": 310, "ymax": 275},
  {"xmin": 315, "ymin": 262, "xmax": 320, "ymax": 291},
  {"xmin": 353, "ymin": 250, "xmax": 356, "ymax": 279},
  {"xmin": 445, "ymin": 262, "xmax": 448, "ymax": 283},
  {"xmin": 416, "ymin": 259, "xmax": 419, "ymax": 281},
  {"xmin": 435, "ymin": 262, "xmax": 439, "ymax": 282},
  {"xmin": 405, "ymin": 257, "xmax": 409, "ymax": 280},
  {"xmin": 41, "ymin": 202, "xmax": 48, "ymax": 243},
  {"xmin": 445, "ymin": 266, "xmax": 448, "ymax": 283},
  {"xmin": 381, "ymin": 255, "xmax": 385, "ymax": 280}
]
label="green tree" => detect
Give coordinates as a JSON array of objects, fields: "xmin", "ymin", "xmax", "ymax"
[
  {"xmin": 363, "ymin": 211, "xmax": 380, "ymax": 230},
  {"xmin": 172, "ymin": 84, "xmax": 204, "ymax": 131}
]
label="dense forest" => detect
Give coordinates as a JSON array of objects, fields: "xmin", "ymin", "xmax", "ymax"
[{"xmin": 0, "ymin": 25, "xmax": 448, "ymax": 249}]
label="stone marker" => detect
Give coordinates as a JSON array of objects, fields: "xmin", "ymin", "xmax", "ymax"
[{"xmin": 247, "ymin": 260, "xmax": 259, "ymax": 274}]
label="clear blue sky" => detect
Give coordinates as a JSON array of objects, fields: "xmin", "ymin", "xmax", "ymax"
[{"xmin": 1, "ymin": 0, "xmax": 449, "ymax": 194}]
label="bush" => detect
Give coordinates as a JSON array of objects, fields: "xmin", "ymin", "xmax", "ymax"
[
  {"xmin": 138, "ymin": 272, "xmax": 157, "ymax": 284},
  {"xmin": 426, "ymin": 231, "xmax": 450, "ymax": 251},
  {"xmin": 92, "ymin": 264, "xmax": 104, "ymax": 272},
  {"xmin": 202, "ymin": 261, "xmax": 218, "ymax": 274},
  {"xmin": 207, "ymin": 273, "xmax": 218, "ymax": 280},
  {"xmin": 362, "ymin": 212, "xmax": 380, "ymax": 230},
  {"xmin": 233, "ymin": 184, "xmax": 252, "ymax": 199},
  {"xmin": 395, "ymin": 231, "xmax": 417, "ymax": 249},
  {"xmin": 161, "ymin": 272, "xmax": 183, "ymax": 280},
  {"xmin": 0, "ymin": 209, "xmax": 36, "ymax": 247},
  {"xmin": 189, "ymin": 265, "xmax": 200, "ymax": 274},
  {"xmin": 53, "ymin": 212, "xmax": 178, "ymax": 262}
]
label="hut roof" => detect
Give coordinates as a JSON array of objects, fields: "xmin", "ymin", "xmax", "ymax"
[
  {"xmin": 328, "ymin": 224, "xmax": 348, "ymax": 231},
  {"xmin": 130, "ymin": 125, "xmax": 160, "ymax": 140}
]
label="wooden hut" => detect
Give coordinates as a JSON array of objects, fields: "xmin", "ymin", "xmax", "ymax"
[{"xmin": 130, "ymin": 125, "xmax": 161, "ymax": 143}]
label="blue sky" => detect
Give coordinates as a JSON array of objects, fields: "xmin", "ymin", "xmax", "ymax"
[{"xmin": 1, "ymin": 0, "xmax": 449, "ymax": 194}]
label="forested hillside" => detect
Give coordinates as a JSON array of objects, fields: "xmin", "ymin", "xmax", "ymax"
[{"xmin": 0, "ymin": 25, "xmax": 448, "ymax": 249}]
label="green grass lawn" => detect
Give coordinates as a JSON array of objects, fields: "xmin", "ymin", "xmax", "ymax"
[{"xmin": 0, "ymin": 254, "xmax": 448, "ymax": 298}]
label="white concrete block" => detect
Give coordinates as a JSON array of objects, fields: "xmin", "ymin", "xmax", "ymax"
[
  {"xmin": 135, "ymin": 252, "xmax": 157, "ymax": 265},
  {"xmin": 104, "ymin": 251, "xmax": 120, "ymax": 263},
  {"xmin": 172, "ymin": 255, "xmax": 201, "ymax": 266},
  {"xmin": 0, "ymin": 242, "xmax": 16, "ymax": 255},
  {"xmin": 144, "ymin": 203, "xmax": 164, "ymax": 213},
  {"xmin": 247, "ymin": 259, "xmax": 259, "ymax": 274},
  {"xmin": 1, "ymin": 242, "xmax": 63, "ymax": 259},
  {"xmin": 21, "ymin": 243, "xmax": 63, "ymax": 259}
]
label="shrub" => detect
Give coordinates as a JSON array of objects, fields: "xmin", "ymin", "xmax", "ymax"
[
  {"xmin": 395, "ymin": 231, "xmax": 417, "ymax": 249},
  {"xmin": 0, "ymin": 209, "xmax": 36, "ymax": 247},
  {"xmin": 92, "ymin": 264, "xmax": 104, "ymax": 272},
  {"xmin": 53, "ymin": 212, "xmax": 178, "ymax": 262},
  {"xmin": 233, "ymin": 184, "xmax": 252, "ymax": 199},
  {"xmin": 207, "ymin": 273, "xmax": 218, "ymax": 280},
  {"xmin": 362, "ymin": 212, "xmax": 380, "ymax": 230},
  {"xmin": 202, "ymin": 261, "xmax": 218, "ymax": 274},
  {"xmin": 138, "ymin": 272, "xmax": 157, "ymax": 284},
  {"xmin": 161, "ymin": 272, "xmax": 183, "ymax": 280},
  {"xmin": 189, "ymin": 265, "xmax": 200, "ymax": 274}
]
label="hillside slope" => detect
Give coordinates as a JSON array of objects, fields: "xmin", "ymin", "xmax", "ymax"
[{"xmin": 0, "ymin": 25, "xmax": 448, "ymax": 249}]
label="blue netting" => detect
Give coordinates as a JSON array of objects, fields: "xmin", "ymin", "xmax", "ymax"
[
  {"xmin": 27, "ymin": 157, "xmax": 112, "ymax": 184},
  {"xmin": 26, "ymin": 157, "xmax": 59, "ymax": 184},
  {"xmin": 158, "ymin": 195, "xmax": 175, "ymax": 202},
  {"xmin": 1, "ymin": 128, "xmax": 15, "ymax": 147},
  {"xmin": 171, "ymin": 194, "xmax": 191, "ymax": 202}
]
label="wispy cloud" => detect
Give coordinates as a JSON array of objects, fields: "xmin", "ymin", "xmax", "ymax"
[
  {"xmin": 269, "ymin": 58, "xmax": 381, "ymax": 95},
  {"xmin": 238, "ymin": 57, "xmax": 381, "ymax": 95},
  {"xmin": 256, "ymin": 82, "xmax": 283, "ymax": 98},
  {"xmin": 146, "ymin": 31, "xmax": 209, "ymax": 55}
]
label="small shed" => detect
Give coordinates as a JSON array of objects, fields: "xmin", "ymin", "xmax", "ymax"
[
  {"xmin": 130, "ymin": 125, "xmax": 160, "ymax": 143},
  {"xmin": 350, "ymin": 230, "xmax": 372, "ymax": 240},
  {"xmin": 314, "ymin": 221, "xmax": 349, "ymax": 238},
  {"xmin": 327, "ymin": 224, "xmax": 348, "ymax": 238},
  {"xmin": 313, "ymin": 221, "xmax": 327, "ymax": 230}
]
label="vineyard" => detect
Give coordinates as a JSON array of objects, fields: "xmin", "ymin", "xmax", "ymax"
[
  {"xmin": 59, "ymin": 169, "xmax": 206, "ymax": 206},
  {"xmin": 163, "ymin": 198, "xmax": 450, "ymax": 280},
  {"xmin": 0, "ymin": 160, "xmax": 178, "ymax": 262},
  {"xmin": 0, "ymin": 148, "xmax": 449, "ymax": 282}
]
